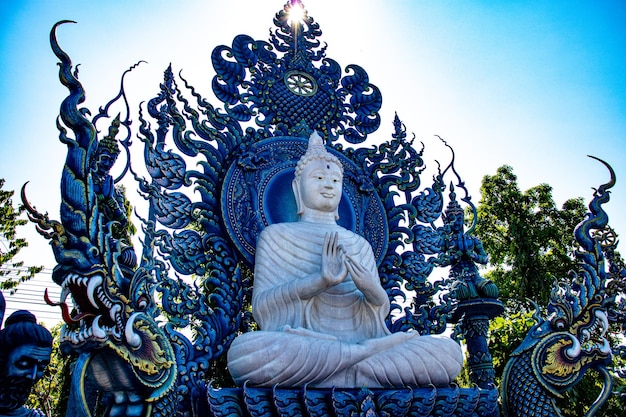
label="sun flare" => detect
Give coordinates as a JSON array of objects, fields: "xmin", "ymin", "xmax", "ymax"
[{"xmin": 287, "ymin": 1, "xmax": 306, "ymax": 25}]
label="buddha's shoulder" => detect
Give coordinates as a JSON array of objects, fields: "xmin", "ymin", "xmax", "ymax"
[
  {"xmin": 261, "ymin": 222, "xmax": 312, "ymax": 236},
  {"xmin": 261, "ymin": 222, "xmax": 362, "ymax": 241},
  {"xmin": 261, "ymin": 222, "xmax": 299, "ymax": 234}
]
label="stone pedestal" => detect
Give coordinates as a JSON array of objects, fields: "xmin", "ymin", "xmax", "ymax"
[{"xmin": 452, "ymin": 299, "xmax": 504, "ymax": 389}]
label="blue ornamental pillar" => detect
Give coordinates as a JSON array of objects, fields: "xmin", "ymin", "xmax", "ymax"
[{"xmin": 453, "ymin": 299, "xmax": 504, "ymax": 389}]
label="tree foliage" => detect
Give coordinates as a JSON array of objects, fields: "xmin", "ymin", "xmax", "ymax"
[
  {"xmin": 0, "ymin": 178, "xmax": 44, "ymax": 292},
  {"xmin": 473, "ymin": 165, "xmax": 586, "ymax": 305},
  {"xmin": 488, "ymin": 308, "xmax": 535, "ymax": 379}
]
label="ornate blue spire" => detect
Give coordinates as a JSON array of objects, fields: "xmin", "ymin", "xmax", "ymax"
[{"xmin": 211, "ymin": 1, "xmax": 382, "ymax": 142}]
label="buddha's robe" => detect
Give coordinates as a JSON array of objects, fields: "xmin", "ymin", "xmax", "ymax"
[{"xmin": 227, "ymin": 221, "xmax": 463, "ymax": 388}]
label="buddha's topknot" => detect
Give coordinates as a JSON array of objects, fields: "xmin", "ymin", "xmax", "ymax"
[{"xmin": 294, "ymin": 131, "xmax": 343, "ymax": 180}]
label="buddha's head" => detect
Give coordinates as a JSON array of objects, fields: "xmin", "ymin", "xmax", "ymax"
[{"xmin": 293, "ymin": 131, "xmax": 344, "ymax": 220}]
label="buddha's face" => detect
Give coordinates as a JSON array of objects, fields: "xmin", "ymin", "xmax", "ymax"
[{"xmin": 298, "ymin": 158, "xmax": 343, "ymax": 213}]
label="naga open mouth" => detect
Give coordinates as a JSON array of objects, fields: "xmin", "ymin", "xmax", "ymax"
[
  {"xmin": 562, "ymin": 309, "xmax": 612, "ymax": 360},
  {"xmin": 45, "ymin": 272, "xmax": 124, "ymax": 347},
  {"xmin": 579, "ymin": 310, "xmax": 611, "ymax": 355}
]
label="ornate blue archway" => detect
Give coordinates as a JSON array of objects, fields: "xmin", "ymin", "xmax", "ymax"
[{"xmin": 14, "ymin": 1, "xmax": 625, "ymax": 416}]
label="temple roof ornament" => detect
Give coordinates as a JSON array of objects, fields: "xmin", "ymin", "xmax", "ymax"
[{"xmin": 211, "ymin": 0, "xmax": 382, "ymax": 142}]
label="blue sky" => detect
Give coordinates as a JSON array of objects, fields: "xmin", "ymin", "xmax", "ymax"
[{"xmin": 1, "ymin": 0, "xmax": 625, "ymax": 322}]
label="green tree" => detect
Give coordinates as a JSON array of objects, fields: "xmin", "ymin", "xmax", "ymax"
[
  {"xmin": 0, "ymin": 179, "xmax": 44, "ymax": 292},
  {"xmin": 473, "ymin": 165, "xmax": 586, "ymax": 305}
]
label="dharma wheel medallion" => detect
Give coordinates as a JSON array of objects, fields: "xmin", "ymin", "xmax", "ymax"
[{"xmin": 284, "ymin": 70, "xmax": 318, "ymax": 96}]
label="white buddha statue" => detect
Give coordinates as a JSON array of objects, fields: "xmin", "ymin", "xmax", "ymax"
[{"xmin": 227, "ymin": 132, "xmax": 463, "ymax": 388}]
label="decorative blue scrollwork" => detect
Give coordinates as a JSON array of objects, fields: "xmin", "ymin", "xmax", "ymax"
[
  {"xmin": 211, "ymin": 2, "xmax": 381, "ymax": 142},
  {"xmin": 205, "ymin": 385, "xmax": 499, "ymax": 417},
  {"xmin": 34, "ymin": 1, "xmax": 626, "ymax": 416}
]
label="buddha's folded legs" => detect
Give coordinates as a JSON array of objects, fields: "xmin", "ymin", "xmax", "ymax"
[
  {"xmin": 227, "ymin": 330, "xmax": 463, "ymax": 388},
  {"xmin": 347, "ymin": 334, "xmax": 464, "ymax": 388},
  {"xmin": 227, "ymin": 330, "xmax": 367, "ymax": 387}
]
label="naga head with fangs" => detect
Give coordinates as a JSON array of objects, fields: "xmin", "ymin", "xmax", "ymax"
[
  {"xmin": 501, "ymin": 158, "xmax": 620, "ymax": 416},
  {"xmin": 20, "ymin": 21, "xmax": 176, "ymax": 410}
]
